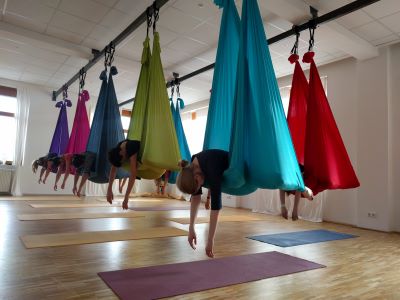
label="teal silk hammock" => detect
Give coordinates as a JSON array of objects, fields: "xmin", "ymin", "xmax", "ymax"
[
  {"xmin": 169, "ymin": 94, "xmax": 191, "ymax": 184},
  {"xmin": 204, "ymin": 0, "xmax": 304, "ymax": 194}
]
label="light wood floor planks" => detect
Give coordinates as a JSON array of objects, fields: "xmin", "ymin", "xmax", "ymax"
[
  {"xmin": 18, "ymin": 211, "xmax": 145, "ymax": 221},
  {"xmin": 2, "ymin": 195, "xmax": 400, "ymax": 299}
]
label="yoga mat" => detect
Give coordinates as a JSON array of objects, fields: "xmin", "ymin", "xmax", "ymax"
[
  {"xmin": 18, "ymin": 212, "xmax": 145, "ymax": 221},
  {"xmin": 97, "ymin": 198, "xmax": 163, "ymax": 203},
  {"xmin": 168, "ymin": 215, "xmax": 264, "ymax": 224},
  {"xmin": 29, "ymin": 203, "xmax": 120, "ymax": 208},
  {"xmin": 0, "ymin": 195, "xmax": 80, "ymax": 201},
  {"xmin": 21, "ymin": 227, "xmax": 187, "ymax": 248},
  {"xmin": 98, "ymin": 251, "xmax": 325, "ymax": 300},
  {"xmin": 130, "ymin": 206, "xmax": 190, "ymax": 211},
  {"xmin": 248, "ymin": 229, "xmax": 357, "ymax": 247}
]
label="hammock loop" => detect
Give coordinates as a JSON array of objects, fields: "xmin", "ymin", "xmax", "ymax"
[
  {"xmin": 308, "ymin": 19, "xmax": 317, "ymax": 52},
  {"xmin": 290, "ymin": 25, "xmax": 300, "ymax": 55},
  {"xmin": 146, "ymin": 7, "xmax": 153, "ymax": 37},
  {"xmin": 170, "ymin": 85, "xmax": 175, "ymax": 100},
  {"xmin": 152, "ymin": 1, "xmax": 159, "ymax": 33},
  {"xmin": 62, "ymin": 85, "xmax": 68, "ymax": 101},
  {"xmin": 79, "ymin": 68, "xmax": 87, "ymax": 94}
]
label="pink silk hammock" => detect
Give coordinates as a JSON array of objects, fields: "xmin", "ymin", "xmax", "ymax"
[
  {"xmin": 62, "ymin": 90, "xmax": 90, "ymax": 178},
  {"xmin": 301, "ymin": 50, "xmax": 360, "ymax": 195}
]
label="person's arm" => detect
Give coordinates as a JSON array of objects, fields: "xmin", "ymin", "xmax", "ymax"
[
  {"xmin": 107, "ymin": 166, "xmax": 117, "ymax": 204},
  {"xmin": 188, "ymin": 194, "xmax": 201, "ymax": 250},
  {"xmin": 206, "ymin": 209, "xmax": 220, "ymax": 258},
  {"xmin": 122, "ymin": 154, "xmax": 137, "ymax": 209}
]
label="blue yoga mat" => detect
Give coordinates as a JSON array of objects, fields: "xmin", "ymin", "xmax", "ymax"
[{"xmin": 248, "ymin": 229, "xmax": 357, "ymax": 247}]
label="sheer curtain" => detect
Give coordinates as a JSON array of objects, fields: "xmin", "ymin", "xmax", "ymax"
[{"xmin": 11, "ymin": 87, "xmax": 30, "ymax": 196}]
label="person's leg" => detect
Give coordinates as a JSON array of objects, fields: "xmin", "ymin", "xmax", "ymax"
[
  {"xmin": 73, "ymin": 172, "xmax": 80, "ymax": 195},
  {"xmin": 280, "ymin": 190, "xmax": 288, "ymax": 219},
  {"xmin": 42, "ymin": 161, "xmax": 53, "ymax": 184},
  {"xmin": 54, "ymin": 163, "xmax": 63, "ymax": 191},
  {"xmin": 292, "ymin": 191, "xmax": 301, "ymax": 221},
  {"xmin": 61, "ymin": 156, "xmax": 72, "ymax": 189},
  {"xmin": 77, "ymin": 173, "xmax": 89, "ymax": 197}
]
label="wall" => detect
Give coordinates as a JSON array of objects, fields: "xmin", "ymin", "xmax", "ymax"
[
  {"xmin": 389, "ymin": 43, "xmax": 400, "ymax": 231},
  {"xmin": 0, "ymin": 77, "xmax": 78, "ymax": 195}
]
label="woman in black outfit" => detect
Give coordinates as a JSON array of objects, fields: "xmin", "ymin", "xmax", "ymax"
[
  {"xmin": 107, "ymin": 139, "xmax": 140, "ymax": 209},
  {"xmin": 176, "ymin": 149, "xmax": 229, "ymax": 258}
]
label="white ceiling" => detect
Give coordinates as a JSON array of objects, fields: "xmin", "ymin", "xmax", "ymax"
[{"xmin": 0, "ymin": 0, "xmax": 399, "ymax": 106}]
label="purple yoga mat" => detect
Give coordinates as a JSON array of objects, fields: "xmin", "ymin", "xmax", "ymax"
[
  {"xmin": 99, "ymin": 251, "xmax": 325, "ymax": 300},
  {"xmin": 129, "ymin": 206, "xmax": 190, "ymax": 211}
]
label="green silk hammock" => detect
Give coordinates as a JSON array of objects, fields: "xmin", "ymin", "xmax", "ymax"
[{"xmin": 125, "ymin": 11, "xmax": 180, "ymax": 179}]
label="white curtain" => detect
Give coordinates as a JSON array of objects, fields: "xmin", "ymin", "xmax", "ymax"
[
  {"xmin": 249, "ymin": 189, "xmax": 325, "ymax": 222},
  {"xmin": 11, "ymin": 87, "xmax": 30, "ymax": 196}
]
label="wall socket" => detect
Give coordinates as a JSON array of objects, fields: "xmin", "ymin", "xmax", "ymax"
[{"xmin": 367, "ymin": 212, "xmax": 377, "ymax": 218}]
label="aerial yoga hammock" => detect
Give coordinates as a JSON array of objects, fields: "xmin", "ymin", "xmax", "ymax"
[
  {"xmin": 54, "ymin": 87, "xmax": 91, "ymax": 191},
  {"xmin": 125, "ymin": 14, "xmax": 180, "ymax": 179},
  {"xmin": 168, "ymin": 88, "xmax": 192, "ymax": 184},
  {"xmin": 301, "ymin": 30, "xmax": 360, "ymax": 195},
  {"xmin": 40, "ymin": 95, "xmax": 71, "ymax": 184},
  {"xmin": 203, "ymin": 0, "xmax": 304, "ymax": 195},
  {"xmin": 74, "ymin": 54, "xmax": 128, "ymax": 196}
]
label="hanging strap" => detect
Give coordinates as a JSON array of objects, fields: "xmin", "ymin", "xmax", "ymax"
[
  {"xmin": 308, "ymin": 20, "xmax": 316, "ymax": 52},
  {"xmin": 152, "ymin": 1, "xmax": 159, "ymax": 33},
  {"xmin": 146, "ymin": 7, "xmax": 153, "ymax": 37},
  {"xmin": 290, "ymin": 26, "xmax": 300, "ymax": 55}
]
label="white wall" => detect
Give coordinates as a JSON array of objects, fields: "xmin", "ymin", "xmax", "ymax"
[
  {"xmin": 0, "ymin": 77, "xmax": 78, "ymax": 195},
  {"xmin": 389, "ymin": 43, "xmax": 400, "ymax": 232}
]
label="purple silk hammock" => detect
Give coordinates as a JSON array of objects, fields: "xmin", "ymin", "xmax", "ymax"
[{"xmin": 49, "ymin": 99, "xmax": 71, "ymax": 156}]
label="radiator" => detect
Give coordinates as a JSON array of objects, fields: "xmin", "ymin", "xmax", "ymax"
[{"xmin": 0, "ymin": 166, "xmax": 14, "ymax": 193}]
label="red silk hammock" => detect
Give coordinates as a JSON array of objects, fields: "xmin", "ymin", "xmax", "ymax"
[
  {"xmin": 287, "ymin": 44, "xmax": 308, "ymax": 166},
  {"xmin": 300, "ymin": 27, "xmax": 360, "ymax": 195}
]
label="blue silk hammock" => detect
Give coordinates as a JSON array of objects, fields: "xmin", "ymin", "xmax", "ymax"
[
  {"xmin": 168, "ymin": 89, "xmax": 192, "ymax": 184},
  {"xmin": 48, "ymin": 96, "xmax": 71, "ymax": 158},
  {"xmin": 85, "ymin": 65, "xmax": 128, "ymax": 184},
  {"xmin": 204, "ymin": 0, "xmax": 304, "ymax": 194}
]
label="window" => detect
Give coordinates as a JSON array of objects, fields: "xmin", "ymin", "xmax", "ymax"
[
  {"xmin": 121, "ymin": 109, "xmax": 131, "ymax": 139},
  {"xmin": 0, "ymin": 90, "xmax": 17, "ymax": 164},
  {"xmin": 181, "ymin": 107, "xmax": 208, "ymax": 155}
]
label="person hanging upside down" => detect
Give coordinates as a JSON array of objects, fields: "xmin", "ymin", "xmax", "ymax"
[
  {"xmin": 107, "ymin": 139, "xmax": 140, "ymax": 210},
  {"xmin": 280, "ymin": 164, "xmax": 313, "ymax": 221},
  {"xmin": 176, "ymin": 149, "xmax": 229, "ymax": 258},
  {"xmin": 71, "ymin": 152, "xmax": 96, "ymax": 196}
]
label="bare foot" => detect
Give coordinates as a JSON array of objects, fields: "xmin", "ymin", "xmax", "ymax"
[
  {"xmin": 61, "ymin": 182, "xmax": 65, "ymax": 189},
  {"xmin": 292, "ymin": 213, "xmax": 298, "ymax": 221},
  {"xmin": 54, "ymin": 184, "xmax": 57, "ymax": 191},
  {"xmin": 122, "ymin": 200, "xmax": 128, "ymax": 210},
  {"xmin": 281, "ymin": 206, "xmax": 288, "ymax": 219}
]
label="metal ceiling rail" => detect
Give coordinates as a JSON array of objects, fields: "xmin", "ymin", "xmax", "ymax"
[
  {"xmin": 119, "ymin": 0, "xmax": 381, "ymax": 107},
  {"xmin": 52, "ymin": 0, "xmax": 170, "ymax": 101}
]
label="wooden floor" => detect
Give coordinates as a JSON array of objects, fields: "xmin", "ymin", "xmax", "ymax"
[{"xmin": 1, "ymin": 195, "xmax": 400, "ymax": 299}]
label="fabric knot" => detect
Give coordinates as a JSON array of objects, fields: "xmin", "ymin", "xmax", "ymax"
[
  {"xmin": 110, "ymin": 66, "xmax": 118, "ymax": 76},
  {"xmin": 302, "ymin": 51, "xmax": 315, "ymax": 63},
  {"xmin": 288, "ymin": 53, "xmax": 299, "ymax": 64}
]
